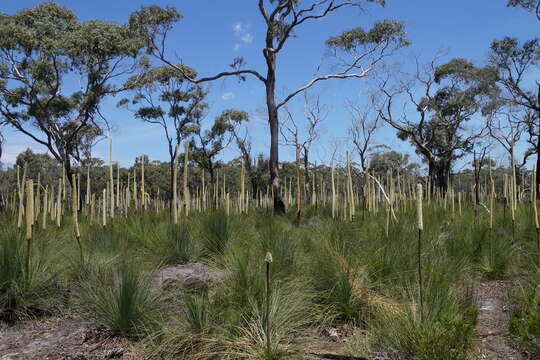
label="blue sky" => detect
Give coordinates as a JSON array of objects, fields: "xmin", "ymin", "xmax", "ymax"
[{"xmin": 1, "ymin": 0, "xmax": 538, "ymax": 170}]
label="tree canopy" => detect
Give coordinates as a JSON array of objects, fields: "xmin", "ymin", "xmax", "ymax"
[{"xmin": 0, "ymin": 2, "xmax": 144, "ymax": 182}]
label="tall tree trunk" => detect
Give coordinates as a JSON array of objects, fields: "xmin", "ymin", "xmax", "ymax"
[
  {"xmin": 429, "ymin": 159, "xmax": 450, "ymax": 194},
  {"xmin": 250, "ymin": 172, "xmax": 258, "ymax": 200},
  {"xmin": 428, "ymin": 160, "xmax": 435, "ymax": 195},
  {"xmin": 64, "ymin": 156, "xmax": 74, "ymax": 188},
  {"xmin": 265, "ymin": 52, "xmax": 285, "ymax": 214},
  {"xmin": 536, "ymin": 84, "xmax": 540, "ymax": 198}
]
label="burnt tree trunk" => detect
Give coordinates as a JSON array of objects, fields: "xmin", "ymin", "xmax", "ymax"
[
  {"xmin": 264, "ymin": 50, "xmax": 285, "ymax": 214},
  {"xmin": 536, "ymin": 84, "xmax": 540, "ymax": 199}
]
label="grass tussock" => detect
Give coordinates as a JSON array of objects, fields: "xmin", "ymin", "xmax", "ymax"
[
  {"xmin": 76, "ymin": 259, "xmax": 158, "ymax": 336},
  {"xmin": 0, "ymin": 227, "xmax": 56, "ymax": 317}
]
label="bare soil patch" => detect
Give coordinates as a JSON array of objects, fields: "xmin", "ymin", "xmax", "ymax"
[
  {"xmin": 470, "ymin": 280, "xmax": 521, "ymax": 360},
  {"xmin": 0, "ymin": 315, "xmax": 143, "ymax": 360}
]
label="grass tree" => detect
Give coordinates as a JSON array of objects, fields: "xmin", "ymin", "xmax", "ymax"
[{"xmin": 129, "ymin": 1, "xmax": 409, "ymax": 213}]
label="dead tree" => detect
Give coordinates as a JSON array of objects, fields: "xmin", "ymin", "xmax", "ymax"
[{"xmin": 347, "ymin": 96, "xmax": 381, "ymax": 172}]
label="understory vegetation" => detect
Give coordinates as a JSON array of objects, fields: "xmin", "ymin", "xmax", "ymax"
[{"xmin": 1, "ymin": 201, "xmax": 538, "ymax": 359}]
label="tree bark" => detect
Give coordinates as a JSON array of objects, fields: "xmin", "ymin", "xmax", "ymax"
[
  {"xmin": 265, "ymin": 51, "xmax": 285, "ymax": 214},
  {"xmin": 169, "ymin": 160, "xmax": 175, "ymax": 216},
  {"xmin": 536, "ymin": 84, "xmax": 540, "ymax": 198}
]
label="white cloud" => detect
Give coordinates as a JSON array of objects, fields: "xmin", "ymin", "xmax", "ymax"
[
  {"xmin": 234, "ymin": 43, "xmax": 241, "ymax": 51},
  {"xmin": 233, "ymin": 23, "xmax": 244, "ymax": 34},
  {"xmin": 232, "ymin": 22, "xmax": 253, "ymax": 46},
  {"xmin": 241, "ymin": 33, "xmax": 253, "ymax": 44},
  {"xmin": 222, "ymin": 92, "xmax": 235, "ymax": 101}
]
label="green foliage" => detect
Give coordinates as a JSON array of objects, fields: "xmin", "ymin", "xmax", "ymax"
[
  {"xmin": 155, "ymin": 222, "xmax": 200, "ymax": 264},
  {"xmin": 368, "ymin": 280, "xmax": 476, "ymax": 360},
  {"xmin": 201, "ymin": 211, "xmax": 235, "ymax": 257},
  {"xmin": 368, "ymin": 149, "xmax": 415, "ymax": 176},
  {"xmin": 507, "ymin": 0, "xmax": 540, "ymax": 19},
  {"xmin": 510, "ymin": 261, "xmax": 540, "ymax": 357},
  {"xmin": 128, "ymin": 5, "xmax": 182, "ymax": 50},
  {"xmin": 0, "ymin": 2, "xmax": 144, "ymax": 170},
  {"xmin": 0, "ymin": 192, "xmax": 537, "ymax": 360},
  {"xmin": 77, "ymin": 260, "xmax": 158, "ymax": 336},
  {"xmin": 181, "ymin": 291, "xmax": 211, "ymax": 334},
  {"xmin": 0, "ymin": 227, "xmax": 55, "ymax": 315},
  {"xmin": 326, "ymin": 19, "xmax": 409, "ymax": 51},
  {"xmin": 190, "ymin": 109, "xmax": 248, "ymax": 179},
  {"xmin": 304, "ymin": 221, "xmax": 367, "ymax": 323},
  {"xmin": 237, "ymin": 285, "xmax": 326, "ymax": 360}
]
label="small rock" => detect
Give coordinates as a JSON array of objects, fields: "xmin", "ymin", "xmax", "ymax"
[
  {"xmin": 322, "ymin": 327, "xmax": 340, "ymax": 342},
  {"xmin": 104, "ymin": 347, "xmax": 123, "ymax": 359}
]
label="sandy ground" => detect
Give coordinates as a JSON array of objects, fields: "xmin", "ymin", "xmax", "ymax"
[
  {"xmin": 0, "ymin": 315, "xmax": 143, "ymax": 359},
  {"xmin": 470, "ymin": 280, "xmax": 521, "ymax": 360}
]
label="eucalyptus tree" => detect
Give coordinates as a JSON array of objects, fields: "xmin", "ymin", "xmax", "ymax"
[
  {"xmin": 190, "ymin": 109, "xmax": 248, "ymax": 189},
  {"xmin": 120, "ymin": 64, "xmax": 207, "ymax": 208},
  {"xmin": 368, "ymin": 148, "xmax": 412, "ymax": 176},
  {"xmin": 378, "ymin": 57, "xmax": 499, "ymax": 192},
  {"xmin": 15, "ymin": 148, "xmax": 59, "ymax": 186},
  {"xmin": 0, "ymin": 2, "xmax": 143, "ymax": 185},
  {"xmin": 507, "ymin": 0, "xmax": 540, "ymax": 19},
  {"xmin": 129, "ymin": 1, "xmax": 409, "ymax": 213},
  {"xmin": 489, "ymin": 37, "xmax": 540, "ymax": 189}
]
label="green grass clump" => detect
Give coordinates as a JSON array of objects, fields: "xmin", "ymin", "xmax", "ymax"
[
  {"xmin": 510, "ymin": 261, "xmax": 540, "ymax": 358},
  {"xmin": 367, "ymin": 279, "xmax": 476, "ymax": 360},
  {"xmin": 201, "ymin": 210, "xmax": 235, "ymax": 257},
  {"xmin": 77, "ymin": 260, "xmax": 158, "ymax": 336},
  {"xmin": 0, "ymin": 227, "xmax": 55, "ymax": 316},
  {"xmin": 153, "ymin": 221, "xmax": 200, "ymax": 264}
]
